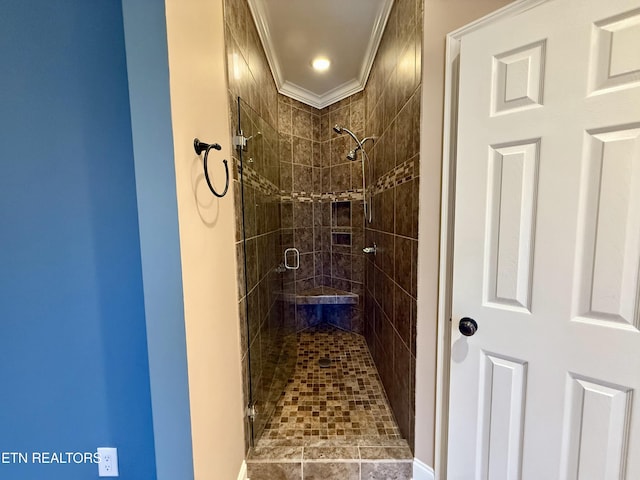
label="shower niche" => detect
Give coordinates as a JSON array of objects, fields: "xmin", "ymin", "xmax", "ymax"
[{"xmin": 331, "ymin": 201, "xmax": 352, "ymax": 246}]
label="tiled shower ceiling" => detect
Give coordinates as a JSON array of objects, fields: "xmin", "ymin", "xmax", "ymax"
[{"xmin": 247, "ymin": 0, "xmax": 393, "ymax": 109}]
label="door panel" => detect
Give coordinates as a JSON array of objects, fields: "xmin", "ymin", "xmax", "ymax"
[
  {"xmin": 589, "ymin": 8, "xmax": 640, "ymax": 94},
  {"xmin": 491, "ymin": 40, "xmax": 546, "ymax": 116},
  {"xmin": 476, "ymin": 353, "xmax": 527, "ymax": 480},
  {"xmin": 484, "ymin": 140, "xmax": 539, "ymax": 312},
  {"xmin": 448, "ymin": 1, "xmax": 640, "ymax": 478},
  {"xmin": 574, "ymin": 126, "xmax": 640, "ymax": 330},
  {"xmin": 560, "ymin": 375, "xmax": 633, "ymax": 480}
]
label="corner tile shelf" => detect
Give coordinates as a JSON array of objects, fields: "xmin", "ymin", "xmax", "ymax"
[{"xmin": 288, "ymin": 286, "xmax": 358, "ymax": 305}]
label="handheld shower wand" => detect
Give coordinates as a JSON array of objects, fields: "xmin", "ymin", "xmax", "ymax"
[{"xmin": 333, "ymin": 125, "xmax": 375, "ymax": 223}]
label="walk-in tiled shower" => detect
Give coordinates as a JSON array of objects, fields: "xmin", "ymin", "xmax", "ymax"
[
  {"xmin": 224, "ymin": 0, "xmax": 422, "ymax": 477},
  {"xmin": 261, "ymin": 326, "xmax": 401, "ymax": 441}
]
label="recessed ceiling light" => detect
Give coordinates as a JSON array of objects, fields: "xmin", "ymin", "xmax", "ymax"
[{"xmin": 312, "ymin": 57, "xmax": 330, "ymax": 72}]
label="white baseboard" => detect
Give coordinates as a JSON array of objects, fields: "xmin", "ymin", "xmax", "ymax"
[
  {"xmin": 238, "ymin": 460, "xmax": 248, "ymax": 480},
  {"xmin": 413, "ymin": 458, "xmax": 435, "ymax": 480}
]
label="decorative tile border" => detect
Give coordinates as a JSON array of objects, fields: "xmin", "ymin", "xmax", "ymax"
[
  {"xmin": 235, "ymin": 158, "xmax": 365, "ymax": 204},
  {"xmin": 282, "ymin": 191, "xmax": 365, "ymax": 203},
  {"xmin": 321, "ymin": 190, "xmax": 364, "ymax": 202},
  {"xmin": 234, "ymin": 159, "xmax": 281, "ymax": 197},
  {"xmin": 238, "ymin": 153, "xmax": 418, "ymax": 204},
  {"xmin": 372, "ymin": 157, "xmax": 418, "ymax": 195}
]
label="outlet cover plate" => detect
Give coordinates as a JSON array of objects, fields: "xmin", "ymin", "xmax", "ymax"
[{"xmin": 97, "ymin": 447, "xmax": 119, "ymax": 477}]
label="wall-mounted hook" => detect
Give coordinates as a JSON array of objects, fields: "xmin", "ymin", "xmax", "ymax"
[
  {"xmin": 194, "ymin": 138, "xmax": 220, "ymax": 155},
  {"xmin": 193, "ymin": 138, "xmax": 229, "ymax": 198}
]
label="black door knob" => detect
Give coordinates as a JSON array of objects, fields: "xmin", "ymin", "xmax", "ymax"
[{"xmin": 459, "ymin": 317, "xmax": 478, "ymax": 336}]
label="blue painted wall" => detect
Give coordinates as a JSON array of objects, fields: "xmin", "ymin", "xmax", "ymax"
[
  {"xmin": 0, "ymin": 1, "xmax": 157, "ymax": 478},
  {"xmin": 120, "ymin": 0, "xmax": 195, "ymax": 478}
]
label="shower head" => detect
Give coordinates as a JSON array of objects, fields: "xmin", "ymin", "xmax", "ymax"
[
  {"xmin": 333, "ymin": 125, "xmax": 363, "ymax": 150},
  {"xmin": 346, "ymin": 150, "xmax": 357, "ymax": 161}
]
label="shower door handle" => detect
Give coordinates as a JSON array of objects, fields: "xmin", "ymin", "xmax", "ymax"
[{"xmin": 284, "ymin": 248, "xmax": 300, "ymax": 270}]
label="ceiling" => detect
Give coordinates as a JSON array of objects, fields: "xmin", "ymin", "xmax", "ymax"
[{"xmin": 247, "ymin": 0, "xmax": 394, "ymax": 109}]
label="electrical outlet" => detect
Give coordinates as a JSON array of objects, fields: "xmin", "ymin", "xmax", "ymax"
[{"xmin": 97, "ymin": 447, "xmax": 119, "ymax": 477}]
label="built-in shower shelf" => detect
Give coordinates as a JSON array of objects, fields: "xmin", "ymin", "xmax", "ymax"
[{"xmin": 293, "ymin": 286, "xmax": 358, "ymax": 305}]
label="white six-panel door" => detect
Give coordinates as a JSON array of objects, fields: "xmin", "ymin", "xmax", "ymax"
[{"xmin": 448, "ymin": 0, "xmax": 640, "ymax": 478}]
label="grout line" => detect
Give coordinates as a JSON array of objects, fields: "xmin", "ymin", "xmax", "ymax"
[
  {"xmin": 246, "ymin": 458, "xmax": 301, "ymax": 464},
  {"xmin": 302, "ymin": 459, "xmax": 362, "ymax": 463}
]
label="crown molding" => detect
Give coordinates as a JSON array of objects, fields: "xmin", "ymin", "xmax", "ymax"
[
  {"xmin": 280, "ymin": 78, "xmax": 363, "ymax": 109},
  {"xmin": 359, "ymin": 0, "xmax": 393, "ymax": 84},
  {"xmin": 247, "ymin": 0, "xmax": 393, "ymax": 109},
  {"xmin": 246, "ymin": 0, "xmax": 284, "ymax": 88}
]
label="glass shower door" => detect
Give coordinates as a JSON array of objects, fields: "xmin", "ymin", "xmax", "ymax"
[{"xmin": 237, "ymin": 97, "xmax": 296, "ymax": 446}]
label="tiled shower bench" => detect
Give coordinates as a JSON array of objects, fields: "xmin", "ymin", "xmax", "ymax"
[{"xmin": 291, "ymin": 286, "xmax": 359, "ymax": 305}]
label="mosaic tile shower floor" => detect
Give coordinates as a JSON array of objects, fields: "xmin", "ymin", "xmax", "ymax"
[{"xmin": 259, "ymin": 325, "xmax": 402, "ymax": 444}]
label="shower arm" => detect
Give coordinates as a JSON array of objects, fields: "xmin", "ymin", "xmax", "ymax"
[
  {"xmin": 334, "ymin": 125, "xmax": 363, "ymax": 151},
  {"xmin": 352, "ymin": 136, "xmax": 377, "ymax": 156},
  {"xmin": 344, "ymin": 129, "xmax": 363, "ymax": 151},
  {"xmin": 360, "ymin": 136, "xmax": 376, "ymax": 147}
]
